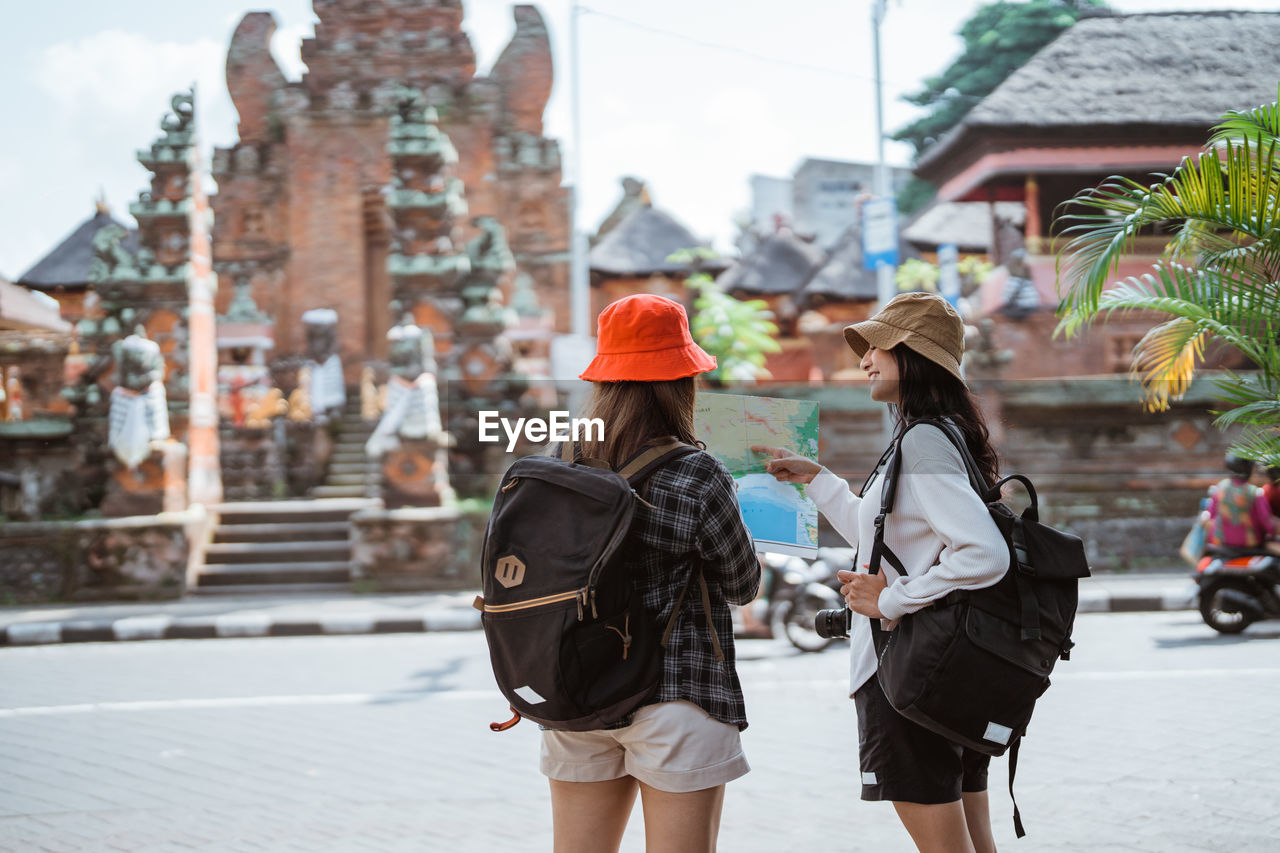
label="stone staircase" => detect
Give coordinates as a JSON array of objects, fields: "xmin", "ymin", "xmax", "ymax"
[
  {"xmin": 314, "ymin": 397, "xmax": 377, "ymax": 500},
  {"xmin": 192, "ymin": 397, "xmax": 381, "ymax": 595},
  {"xmin": 193, "ymin": 498, "xmax": 375, "ymax": 595}
]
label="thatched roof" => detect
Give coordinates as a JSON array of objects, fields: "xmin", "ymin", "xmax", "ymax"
[
  {"xmin": 918, "ymin": 11, "xmax": 1280, "ymax": 171},
  {"xmin": 588, "ymin": 206, "xmax": 725, "ymax": 276},
  {"xmin": 17, "ymin": 210, "xmax": 139, "ymax": 291},
  {"xmin": 716, "ymin": 229, "xmax": 826, "ymax": 296},
  {"xmin": 902, "ymin": 201, "xmax": 1025, "ymax": 251},
  {"xmin": 801, "ymin": 225, "xmax": 879, "ymax": 301}
]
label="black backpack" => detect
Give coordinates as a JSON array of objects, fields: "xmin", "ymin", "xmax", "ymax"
[
  {"xmin": 866, "ymin": 418, "xmax": 1091, "ymax": 837},
  {"xmin": 478, "ymin": 438, "xmax": 721, "ymax": 732}
]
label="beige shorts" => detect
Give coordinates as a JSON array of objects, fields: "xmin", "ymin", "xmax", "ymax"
[{"xmin": 540, "ymin": 700, "xmax": 750, "ymax": 793}]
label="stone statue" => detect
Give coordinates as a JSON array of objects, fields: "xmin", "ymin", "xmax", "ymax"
[
  {"xmin": 998, "ymin": 249, "xmax": 1040, "ymax": 320},
  {"xmin": 302, "ymin": 308, "xmax": 346, "ymax": 421},
  {"xmin": 88, "ymin": 223, "xmax": 137, "ymax": 283},
  {"xmin": 459, "ymin": 217, "xmax": 515, "ymax": 332},
  {"xmin": 468, "ymin": 216, "xmax": 516, "ymax": 275},
  {"xmin": 161, "ymin": 91, "xmax": 194, "ymax": 135},
  {"xmin": 366, "ymin": 321, "xmax": 444, "ymax": 457},
  {"xmin": 964, "ymin": 317, "xmax": 1014, "ymax": 374},
  {"xmin": 509, "ymin": 272, "xmax": 544, "ymax": 318},
  {"xmin": 108, "ymin": 328, "xmax": 170, "ymax": 469}
]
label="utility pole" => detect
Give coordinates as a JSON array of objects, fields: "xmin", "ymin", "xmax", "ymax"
[
  {"xmin": 568, "ymin": 1, "xmax": 589, "ymax": 340},
  {"xmin": 871, "ymin": 0, "xmax": 898, "ymax": 443},
  {"xmin": 548, "ymin": 0, "xmax": 594, "ymax": 416},
  {"xmin": 871, "ymin": 0, "xmax": 894, "ymax": 314}
]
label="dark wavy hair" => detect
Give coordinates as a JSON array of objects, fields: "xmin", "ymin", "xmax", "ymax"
[{"xmin": 888, "ymin": 346, "xmax": 999, "ymax": 487}]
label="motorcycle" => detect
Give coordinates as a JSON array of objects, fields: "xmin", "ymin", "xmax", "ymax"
[
  {"xmin": 756, "ymin": 551, "xmax": 846, "ymax": 652},
  {"xmin": 1193, "ymin": 545, "xmax": 1280, "ymax": 634}
]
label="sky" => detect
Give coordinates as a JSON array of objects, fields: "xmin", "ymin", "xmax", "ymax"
[{"xmin": 1, "ymin": 0, "xmax": 1274, "ymax": 279}]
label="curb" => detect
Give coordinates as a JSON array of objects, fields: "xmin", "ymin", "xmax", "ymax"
[
  {"xmin": 1, "ymin": 584, "xmax": 1198, "ymax": 648},
  {"xmin": 1077, "ymin": 585, "xmax": 1197, "ymax": 615},
  {"xmin": 0, "ymin": 609, "xmax": 481, "ymax": 648}
]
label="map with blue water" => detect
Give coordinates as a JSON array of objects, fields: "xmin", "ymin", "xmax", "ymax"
[{"xmin": 694, "ymin": 393, "xmax": 819, "ymax": 556}]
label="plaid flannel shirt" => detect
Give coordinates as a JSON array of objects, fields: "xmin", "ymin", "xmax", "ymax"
[{"xmin": 623, "ymin": 449, "xmax": 761, "ymax": 730}]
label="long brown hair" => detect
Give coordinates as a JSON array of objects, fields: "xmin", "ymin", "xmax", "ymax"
[
  {"xmin": 889, "ymin": 346, "xmax": 999, "ymax": 487},
  {"xmin": 573, "ymin": 378, "xmax": 701, "ymax": 468}
]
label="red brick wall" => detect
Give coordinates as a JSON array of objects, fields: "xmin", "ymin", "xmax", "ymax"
[{"xmin": 212, "ymin": 5, "xmax": 571, "ymax": 369}]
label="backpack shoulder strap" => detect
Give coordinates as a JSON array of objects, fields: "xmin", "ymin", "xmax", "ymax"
[
  {"xmin": 617, "ymin": 437, "xmax": 723, "ymax": 664},
  {"xmin": 617, "ymin": 438, "xmax": 700, "ymax": 485},
  {"xmin": 877, "ymin": 419, "xmax": 952, "ymax": 519}
]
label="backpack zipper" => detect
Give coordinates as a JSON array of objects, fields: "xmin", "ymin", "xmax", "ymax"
[
  {"xmin": 582, "ymin": 499, "xmax": 640, "ymax": 612},
  {"xmin": 481, "ymin": 589, "xmax": 581, "ymax": 614}
]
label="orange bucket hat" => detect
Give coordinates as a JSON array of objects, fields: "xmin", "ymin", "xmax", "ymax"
[{"xmin": 579, "ymin": 294, "xmax": 717, "ymax": 382}]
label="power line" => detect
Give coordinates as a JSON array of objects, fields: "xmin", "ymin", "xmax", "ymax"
[
  {"xmin": 577, "ymin": 7, "xmax": 987, "ymax": 103},
  {"xmin": 579, "ymin": 6, "xmax": 904, "ymax": 87}
]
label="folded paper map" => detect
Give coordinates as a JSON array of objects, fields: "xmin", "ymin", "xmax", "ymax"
[{"xmin": 694, "ymin": 393, "xmax": 819, "ymax": 556}]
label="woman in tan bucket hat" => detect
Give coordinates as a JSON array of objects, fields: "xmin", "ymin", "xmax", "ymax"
[{"xmin": 755, "ymin": 292, "xmax": 1008, "ymax": 853}]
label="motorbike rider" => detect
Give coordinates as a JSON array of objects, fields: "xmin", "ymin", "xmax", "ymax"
[
  {"xmin": 1206, "ymin": 454, "xmax": 1277, "ymax": 554},
  {"xmin": 1264, "ymin": 466, "xmax": 1280, "ymax": 520}
]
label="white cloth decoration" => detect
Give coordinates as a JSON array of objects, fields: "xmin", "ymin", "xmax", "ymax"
[
  {"xmin": 365, "ymin": 373, "xmax": 442, "ymax": 456},
  {"xmin": 307, "ymin": 353, "xmax": 346, "ymax": 414},
  {"xmin": 108, "ymin": 382, "xmax": 170, "ymax": 469}
]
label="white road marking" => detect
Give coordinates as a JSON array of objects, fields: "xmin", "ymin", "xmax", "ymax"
[
  {"xmin": 2, "ymin": 667, "xmax": 1277, "ymax": 718},
  {"xmin": 0, "ymin": 690, "xmax": 501, "ymax": 718}
]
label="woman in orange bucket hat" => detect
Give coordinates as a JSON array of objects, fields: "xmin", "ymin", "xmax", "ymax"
[{"xmin": 540, "ymin": 293, "xmax": 761, "ymax": 853}]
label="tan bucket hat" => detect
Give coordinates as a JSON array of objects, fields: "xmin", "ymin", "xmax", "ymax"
[{"xmin": 843, "ymin": 292, "xmax": 965, "ymax": 382}]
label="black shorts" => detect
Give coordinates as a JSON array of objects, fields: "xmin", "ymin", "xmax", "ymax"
[{"xmin": 854, "ymin": 673, "xmax": 990, "ymax": 804}]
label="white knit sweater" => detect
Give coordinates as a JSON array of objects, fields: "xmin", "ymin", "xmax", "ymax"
[{"xmin": 805, "ymin": 422, "xmax": 1007, "ymax": 695}]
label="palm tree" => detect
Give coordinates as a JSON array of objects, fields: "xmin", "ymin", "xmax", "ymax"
[{"xmin": 1055, "ymin": 87, "xmax": 1280, "ymax": 467}]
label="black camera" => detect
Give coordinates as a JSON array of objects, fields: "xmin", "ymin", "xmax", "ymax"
[{"xmin": 814, "ymin": 607, "xmax": 852, "ymax": 640}]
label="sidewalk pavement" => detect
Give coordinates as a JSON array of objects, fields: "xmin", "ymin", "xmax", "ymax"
[{"xmin": 0, "ymin": 570, "xmax": 1199, "ymax": 648}]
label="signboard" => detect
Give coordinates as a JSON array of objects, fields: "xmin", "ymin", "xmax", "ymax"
[
  {"xmin": 862, "ymin": 197, "xmax": 899, "ymax": 271},
  {"xmin": 937, "ymin": 243, "xmax": 960, "ymax": 307}
]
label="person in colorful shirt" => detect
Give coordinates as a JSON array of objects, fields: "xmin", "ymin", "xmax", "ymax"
[{"xmin": 1206, "ymin": 454, "xmax": 1276, "ymax": 552}]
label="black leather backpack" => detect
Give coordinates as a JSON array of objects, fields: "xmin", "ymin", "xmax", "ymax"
[
  {"xmin": 477, "ymin": 439, "xmax": 719, "ymax": 732},
  {"xmin": 867, "ymin": 418, "xmax": 1091, "ymax": 837}
]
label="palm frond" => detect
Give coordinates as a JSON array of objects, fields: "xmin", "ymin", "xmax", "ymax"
[
  {"xmin": 1213, "ymin": 398, "xmax": 1280, "ymax": 428},
  {"xmin": 1057, "ymin": 140, "xmax": 1280, "ymax": 330},
  {"xmin": 1208, "ymin": 83, "xmax": 1280, "ymax": 148},
  {"xmin": 1129, "ymin": 317, "xmax": 1205, "ymax": 411},
  {"xmin": 1212, "ymin": 370, "xmax": 1279, "ymax": 405},
  {"xmin": 1053, "ymin": 89, "xmax": 1280, "ymax": 459},
  {"xmin": 1225, "ymin": 427, "xmax": 1280, "ymax": 469},
  {"xmin": 1061, "ymin": 263, "xmax": 1267, "ymax": 359}
]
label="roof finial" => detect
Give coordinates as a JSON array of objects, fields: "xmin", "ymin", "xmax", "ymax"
[{"xmin": 94, "ymin": 188, "xmax": 110, "ymax": 215}]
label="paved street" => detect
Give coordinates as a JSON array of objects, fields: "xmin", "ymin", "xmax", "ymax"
[{"xmin": 1, "ymin": 611, "xmax": 1278, "ymax": 852}]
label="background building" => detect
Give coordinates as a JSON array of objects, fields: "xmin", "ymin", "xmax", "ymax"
[
  {"xmin": 910, "ymin": 10, "xmax": 1280, "ymax": 380},
  {"xmin": 748, "ymin": 158, "xmax": 911, "ymax": 250}
]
